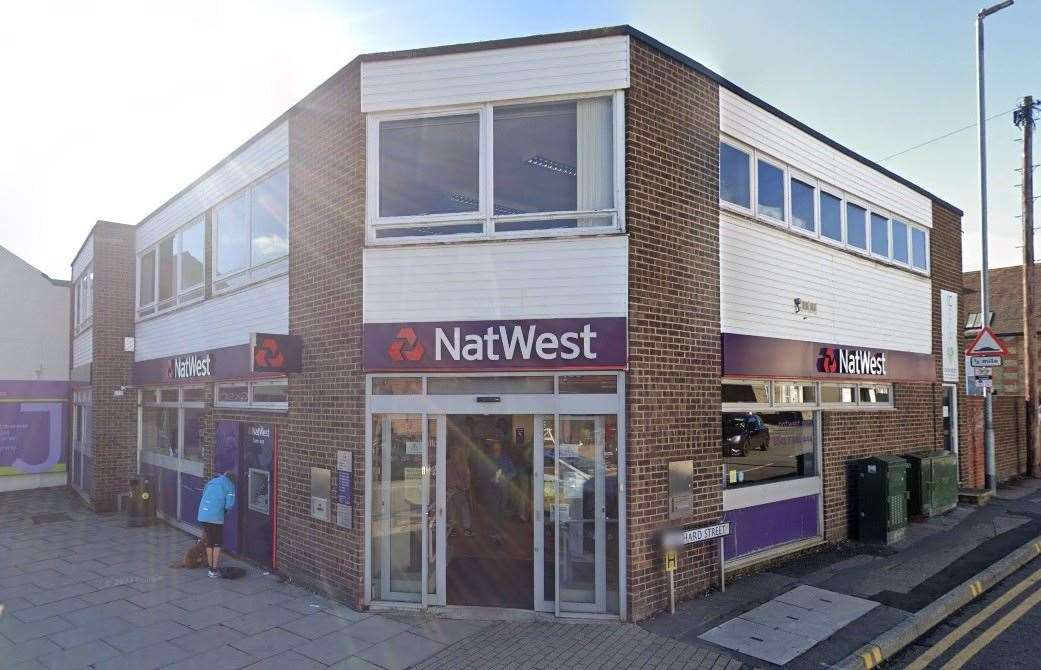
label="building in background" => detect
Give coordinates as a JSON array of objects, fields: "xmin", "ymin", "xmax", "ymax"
[
  {"xmin": 0, "ymin": 245, "xmax": 70, "ymax": 492},
  {"xmin": 68, "ymin": 26, "xmax": 963, "ymax": 621}
]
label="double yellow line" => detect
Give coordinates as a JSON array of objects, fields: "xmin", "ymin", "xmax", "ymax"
[{"xmin": 906, "ymin": 559, "xmax": 1041, "ymax": 670}]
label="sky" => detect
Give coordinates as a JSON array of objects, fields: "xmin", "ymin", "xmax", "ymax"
[{"xmin": 1, "ymin": 0, "xmax": 1038, "ymax": 280}]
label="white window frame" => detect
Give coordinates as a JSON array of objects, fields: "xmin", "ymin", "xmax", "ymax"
[
  {"xmin": 719, "ymin": 138, "xmax": 755, "ymax": 215},
  {"xmin": 867, "ymin": 209, "xmax": 891, "ymax": 261},
  {"xmin": 365, "ymin": 90, "xmax": 626, "ymax": 245},
  {"xmin": 787, "ymin": 168, "xmax": 818, "ymax": 238},
  {"xmin": 890, "ymin": 217, "xmax": 911, "ymax": 267},
  {"xmin": 211, "ymin": 164, "xmax": 290, "ymax": 295},
  {"xmin": 717, "ymin": 135, "xmax": 931, "ymax": 277},
  {"xmin": 755, "ymin": 153, "xmax": 788, "ymax": 226},
  {"xmin": 722, "ymin": 379, "xmax": 894, "ymax": 412},
  {"xmin": 73, "ymin": 265, "xmax": 93, "ymax": 334},
  {"xmin": 136, "ymin": 217, "xmax": 206, "ymax": 320},
  {"xmin": 214, "ymin": 379, "xmax": 288, "ymax": 412}
]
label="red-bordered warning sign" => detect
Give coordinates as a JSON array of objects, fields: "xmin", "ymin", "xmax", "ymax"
[{"xmin": 966, "ymin": 326, "xmax": 1009, "ymax": 357}]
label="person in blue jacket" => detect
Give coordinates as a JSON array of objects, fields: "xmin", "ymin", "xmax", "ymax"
[{"xmin": 197, "ymin": 470, "xmax": 236, "ymax": 578}]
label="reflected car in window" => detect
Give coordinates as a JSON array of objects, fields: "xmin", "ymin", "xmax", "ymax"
[{"xmin": 722, "ymin": 413, "xmax": 770, "ymax": 456}]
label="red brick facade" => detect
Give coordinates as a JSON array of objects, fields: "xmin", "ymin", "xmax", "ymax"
[
  {"xmin": 963, "ymin": 396, "xmax": 1026, "ymax": 484},
  {"xmin": 81, "ymin": 221, "xmax": 137, "ymax": 513},
  {"xmin": 280, "ymin": 62, "xmax": 367, "ymax": 605}
]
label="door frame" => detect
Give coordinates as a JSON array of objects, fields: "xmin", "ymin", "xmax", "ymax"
[{"xmin": 363, "ymin": 372, "xmax": 627, "ymax": 620}]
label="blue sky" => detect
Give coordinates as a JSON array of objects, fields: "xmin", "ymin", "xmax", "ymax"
[{"xmin": 1, "ymin": 0, "xmax": 1037, "ymax": 278}]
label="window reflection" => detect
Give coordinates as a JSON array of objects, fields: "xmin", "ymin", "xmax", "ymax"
[{"xmin": 722, "ymin": 411, "xmax": 816, "ymax": 487}]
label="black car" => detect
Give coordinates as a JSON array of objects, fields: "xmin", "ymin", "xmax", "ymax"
[{"xmin": 722, "ymin": 413, "xmax": 769, "ymax": 456}]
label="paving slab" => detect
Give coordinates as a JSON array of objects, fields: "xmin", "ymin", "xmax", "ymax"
[
  {"xmin": 163, "ymin": 643, "xmax": 258, "ymax": 670},
  {"xmin": 355, "ymin": 631, "xmax": 446, "ymax": 670},
  {"xmin": 13, "ymin": 598, "xmax": 91, "ymax": 623},
  {"xmin": 279, "ymin": 611, "xmax": 355, "ymax": 640},
  {"xmin": 295, "ymin": 629, "xmax": 375, "ymax": 665},
  {"xmin": 699, "ymin": 618, "xmax": 817, "ymax": 666},
  {"xmin": 90, "ymin": 640, "xmax": 195, "ymax": 670},
  {"xmin": 171, "ymin": 604, "xmax": 241, "ymax": 630},
  {"xmin": 246, "ymin": 649, "xmax": 328, "ymax": 670},
  {"xmin": 221, "ymin": 603, "xmax": 303, "ymax": 635},
  {"xmin": 0, "ymin": 616, "xmax": 72, "ymax": 644},
  {"xmin": 6, "ymin": 636, "xmax": 63, "ymax": 664},
  {"xmin": 169, "ymin": 625, "xmax": 247, "ymax": 654},
  {"xmin": 46, "ymin": 616, "xmax": 133, "ymax": 649},
  {"xmin": 103, "ymin": 620, "xmax": 194, "ymax": 652},
  {"xmin": 37, "ymin": 639, "xmax": 121, "ymax": 670},
  {"xmin": 230, "ymin": 626, "xmax": 308, "ymax": 658},
  {"xmin": 342, "ymin": 614, "xmax": 413, "ymax": 643}
]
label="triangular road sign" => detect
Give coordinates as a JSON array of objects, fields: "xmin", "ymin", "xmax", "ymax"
[{"xmin": 966, "ymin": 326, "xmax": 1009, "ymax": 356}]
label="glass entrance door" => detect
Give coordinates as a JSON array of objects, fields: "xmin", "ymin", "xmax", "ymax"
[
  {"xmin": 534, "ymin": 415, "xmax": 619, "ymax": 615},
  {"xmin": 371, "ymin": 414, "xmax": 445, "ymax": 605}
]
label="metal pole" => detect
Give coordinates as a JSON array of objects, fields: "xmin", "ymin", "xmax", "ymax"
[
  {"xmin": 1018, "ymin": 95, "xmax": 1039, "ymax": 477},
  {"xmin": 719, "ymin": 537, "xmax": 726, "ymax": 593},
  {"xmin": 977, "ymin": 9, "xmax": 997, "ymax": 494},
  {"xmin": 668, "ymin": 568, "xmax": 675, "ymax": 614}
]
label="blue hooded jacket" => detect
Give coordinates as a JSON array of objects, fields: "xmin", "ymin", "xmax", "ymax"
[{"xmin": 197, "ymin": 473, "xmax": 236, "ymax": 524}]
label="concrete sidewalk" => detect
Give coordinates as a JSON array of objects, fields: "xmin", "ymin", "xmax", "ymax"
[
  {"xmin": 0, "ymin": 487, "xmax": 742, "ymax": 670},
  {"xmin": 642, "ymin": 478, "xmax": 1041, "ymax": 669}
]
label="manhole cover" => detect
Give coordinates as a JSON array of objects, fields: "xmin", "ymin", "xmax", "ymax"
[{"xmin": 31, "ymin": 512, "xmax": 71, "ymax": 524}]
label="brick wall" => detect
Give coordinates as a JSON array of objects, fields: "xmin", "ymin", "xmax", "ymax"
[
  {"xmin": 625, "ymin": 40, "xmax": 722, "ymax": 621},
  {"xmin": 963, "ymin": 396, "xmax": 1026, "ymax": 483},
  {"xmin": 281, "ymin": 62, "xmax": 367, "ymax": 605},
  {"xmin": 87, "ymin": 222, "xmax": 137, "ymax": 512}
]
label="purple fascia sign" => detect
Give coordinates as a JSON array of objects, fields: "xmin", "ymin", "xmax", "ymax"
[
  {"xmin": 362, "ymin": 317, "xmax": 628, "ymax": 372},
  {"xmin": 0, "ymin": 402, "xmax": 65, "ymax": 475}
]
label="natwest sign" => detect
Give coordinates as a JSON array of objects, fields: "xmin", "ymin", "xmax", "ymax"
[
  {"xmin": 817, "ymin": 347, "xmax": 888, "ymax": 376},
  {"xmin": 363, "ymin": 318, "xmax": 627, "ymax": 371},
  {"xmin": 166, "ymin": 353, "xmax": 213, "ymax": 380}
]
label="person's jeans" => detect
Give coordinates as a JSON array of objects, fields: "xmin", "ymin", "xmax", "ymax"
[{"xmin": 448, "ymin": 488, "xmax": 472, "ymax": 530}]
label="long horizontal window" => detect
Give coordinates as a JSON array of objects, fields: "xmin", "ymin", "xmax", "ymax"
[
  {"xmin": 137, "ymin": 217, "xmax": 205, "ymax": 318},
  {"xmin": 213, "ymin": 166, "xmax": 289, "ymax": 293},
  {"xmin": 719, "ymin": 138, "xmax": 930, "ymax": 274},
  {"xmin": 722, "ymin": 379, "xmax": 893, "ymax": 411},
  {"xmin": 371, "ymin": 94, "xmax": 619, "ymax": 241},
  {"xmin": 215, "ymin": 379, "xmax": 288, "ymax": 410}
]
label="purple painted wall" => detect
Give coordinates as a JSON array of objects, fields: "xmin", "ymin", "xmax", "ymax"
[
  {"xmin": 179, "ymin": 473, "xmax": 204, "ymax": 529},
  {"xmin": 0, "ymin": 380, "xmax": 69, "ymax": 399},
  {"xmin": 722, "ymin": 494, "xmax": 820, "ymax": 560},
  {"xmin": 0, "ymin": 401, "xmax": 67, "ymax": 475}
]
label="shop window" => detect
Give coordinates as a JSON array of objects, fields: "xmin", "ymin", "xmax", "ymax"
[
  {"xmin": 723, "ymin": 411, "xmax": 817, "ymax": 487},
  {"xmin": 215, "ymin": 380, "xmax": 288, "ymax": 410},
  {"xmin": 372, "ymin": 377, "xmax": 422, "ymax": 395},
  {"xmin": 558, "ymin": 375, "xmax": 618, "ymax": 394},
  {"xmin": 720, "ymin": 142, "xmax": 752, "ymax": 209},
  {"xmin": 820, "ymin": 191, "xmax": 843, "ymax": 242},
  {"xmin": 757, "ymin": 159, "xmax": 785, "ymax": 221},
  {"xmin": 722, "ymin": 381, "xmax": 770, "ymax": 405},
  {"xmin": 912, "ymin": 227, "xmax": 928, "ymax": 270},
  {"xmin": 142, "ymin": 406, "xmax": 179, "ymax": 457},
  {"xmin": 213, "ymin": 166, "xmax": 289, "ymax": 292},
  {"xmin": 427, "ymin": 376, "xmax": 554, "ymax": 395},
  {"xmin": 790, "ymin": 178, "xmax": 816, "ymax": 233},
  {"xmin": 137, "ymin": 217, "xmax": 206, "ymax": 318},
  {"xmin": 182, "ymin": 387, "xmax": 205, "ymax": 402},
  {"xmin": 183, "ymin": 408, "xmax": 204, "ymax": 462},
  {"xmin": 772, "ymin": 382, "xmax": 816, "ymax": 406},
  {"xmin": 891, "ymin": 219, "xmax": 909, "ymax": 264},
  {"xmin": 820, "ymin": 383, "xmax": 857, "ymax": 405},
  {"xmin": 870, "ymin": 213, "xmax": 889, "ymax": 257},
  {"xmin": 846, "ymin": 203, "xmax": 867, "ymax": 250},
  {"xmin": 371, "ymin": 96, "xmax": 619, "ymax": 241},
  {"xmin": 160, "ymin": 389, "xmax": 179, "ymax": 403},
  {"xmin": 859, "ymin": 384, "xmax": 892, "ymax": 405}
]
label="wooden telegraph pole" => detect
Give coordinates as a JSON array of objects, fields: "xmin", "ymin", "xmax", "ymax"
[{"xmin": 1016, "ymin": 96, "xmax": 1040, "ymax": 477}]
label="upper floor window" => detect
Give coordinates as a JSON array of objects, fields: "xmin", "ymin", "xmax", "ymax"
[
  {"xmin": 73, "ymin": 266, "xmax": 93, "ymax": 333},
  {"xmin": 137, "ymin": 217, "xmax": 205, "ymax": 319},
  {"xmin": 718, "ymin": 137, "xmax": 931, "ymax": 275},
  {"xmin": 213, "ymin": 166, "xmax": 289, "ymax": 292},
  {"xmin": 370, "ymin": 94, "xmax": 620, "ymax": 241}
]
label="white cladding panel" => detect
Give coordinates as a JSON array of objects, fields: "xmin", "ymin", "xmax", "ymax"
[
  {"xmin": 136, "ymin": 121, "xmax": 289, "ymax": 252},
  {"xmin": 363, "ymin": 236, "xmax": 628, "ymax": 323},
  {"xmin": 720, "ymin": 89, "xmax": 932, "ymax": 227},
  {"xmin": 134, "ymin": 275, "xmax": 288, "ymax": 361},
  {"xmin": 720, "ymin": 213, "xmax": 931, "ymax": 354},
  {"xmin": 361, "ymin": 36, "xmax": 630, "ymax": 112},
  {"xmin": 72, "ymin": 233, "xmax": 93, "ymax": 281},
  {"xmin": 71, "ymin": 331, "xmax": 92, "ymax": 369}
]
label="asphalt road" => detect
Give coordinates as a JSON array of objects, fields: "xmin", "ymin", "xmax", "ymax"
[{"xmin": 887, "ymin": 554, "xmax": 1041, "ymax": 669}]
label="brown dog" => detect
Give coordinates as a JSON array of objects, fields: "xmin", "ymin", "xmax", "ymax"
[{"xmin": 169, "ymin": 539, "xmax": 206, "ymax": 569}]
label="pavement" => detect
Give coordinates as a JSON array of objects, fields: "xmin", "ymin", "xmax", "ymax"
[
  {"xmin": 641, "ymin": 477, "xmax": 1041, "ymax": 669},
  {"xmin": 0, "ymin": 486, "xmax": 742, "ymax": 670}
]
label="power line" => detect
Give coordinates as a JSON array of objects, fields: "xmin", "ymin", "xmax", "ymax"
[{"xmin": 879, "ymin": 107, "xmax": 1017, "ymax": 162}]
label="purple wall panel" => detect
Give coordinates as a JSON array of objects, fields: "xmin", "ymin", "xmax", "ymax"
[
  {"xmin": 0, "ymin": 380, "xmax": 69, "ymax": 399},
  {"xmin": 179, "ymin": 473, "xmax": 204, "ymax": 528},
  {"xmin": 723, "ymin": 494, "xmax": 820, "ymax": 560},
  {"xmin": 83, "ymin": 454, "xmax": 93, "ymax": 494},
  {"xmin": 158, "ymin": 466, "xmax": 178, "ymax": 520}
]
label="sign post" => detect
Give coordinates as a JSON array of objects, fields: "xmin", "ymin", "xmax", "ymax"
[
  {"xmin": 662, "ymin": 522, "xmax": 732, "ymax": 608},
  {"xmin": 966, "ymin": 326, "xmax": 1010, "ymax": 492}
]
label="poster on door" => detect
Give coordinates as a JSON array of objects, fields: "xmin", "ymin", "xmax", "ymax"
[{"xmin": 0, "ymin": 402, "xmax": 66, "ymax": 475}]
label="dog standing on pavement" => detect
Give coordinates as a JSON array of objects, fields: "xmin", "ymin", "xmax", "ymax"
[{"xmin": 169, "ymin": 539, "xmax": 206, "ymax": 569}]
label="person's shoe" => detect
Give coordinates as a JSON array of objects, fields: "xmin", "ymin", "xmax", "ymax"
[
  {"xmin": 208, "ymin": 569, "xmax": 220, "ymax": 579},
  {"xmin": 463, "ymin": 528, "xmax": 474, "ymax": 538}
]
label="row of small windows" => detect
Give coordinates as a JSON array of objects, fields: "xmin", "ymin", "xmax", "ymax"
[
  {"xmin": 137, "ymin": 167, "xmax": 288, "ymax": 320},
  {"xmin": 720, "ymin": 140, "xmax": 929, "ymax": 273}
]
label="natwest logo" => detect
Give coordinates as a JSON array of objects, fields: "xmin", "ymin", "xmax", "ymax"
[
  {"xmin": 363, "ymin": 318, "xmax": 627, "ymax": 372},
  {"xmin": 166, "ymin": 353, "xmax": 213, "ymax": 380},
  {"xmin": 388, "ymin": 327, "xmax": 425, "ymax": 362},
  {"xmin": 817, "ymin": 347, "xmax": 887, "ymax": 376}
]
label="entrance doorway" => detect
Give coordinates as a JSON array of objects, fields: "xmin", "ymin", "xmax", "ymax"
[{"xmin": 367, "ymin": 373, "xmax": 625, "ymax": 617}]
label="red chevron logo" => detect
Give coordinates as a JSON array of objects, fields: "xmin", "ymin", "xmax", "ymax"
[{"xmin": 388, "ymin": 327, "xmax": 425, "ymax": 362}]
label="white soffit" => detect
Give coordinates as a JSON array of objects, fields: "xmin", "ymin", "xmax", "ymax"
[{"xmin": 361, "ymin": 36, "xmax": 630, "ymax": 112}]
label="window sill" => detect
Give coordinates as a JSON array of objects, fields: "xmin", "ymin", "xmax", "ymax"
[
  {"xmin": 136, "ymin": 294, "xmax": 205, "ymax": 325},
  {"xmin": 366, "ymin": 224, "xmax": 624, "ymax": 247},
  {"xmin": 723, "ymin": 475, "xmax": 821, "ymax": 511},
  {"xmin": 212, "ymin": 258, "xmax": 289, "ymax": 297},
  {"xmin": 214, "ymin": 404, "xmax": 288, "ymax": 413}
]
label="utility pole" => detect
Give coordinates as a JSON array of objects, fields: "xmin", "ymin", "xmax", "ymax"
[
  {"xmin": 1015, "ymin": 95, "xmax": 1040, "ymax": 477},
  {"xmin": 976, "ymin": 0, "xmax": 1014, "ymax": 493}
]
